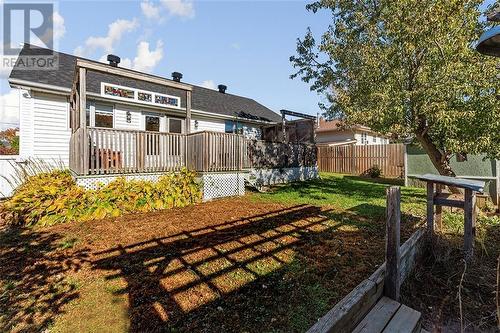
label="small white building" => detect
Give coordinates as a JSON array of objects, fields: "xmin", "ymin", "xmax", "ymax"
[{"xmin": 316, "ymin": 118, "xmax": 389, "ymax": 146}]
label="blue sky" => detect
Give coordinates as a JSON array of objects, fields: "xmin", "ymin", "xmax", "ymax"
[
  {"xmin": 0, "ymin": 0, "xmax": 495, "ymax": 129},
  {"xmin": 0, "ymin": 0, "xmax": 332, "ymax": 128}
]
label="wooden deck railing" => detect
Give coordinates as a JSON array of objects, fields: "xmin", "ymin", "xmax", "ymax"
[
  {"xmin": 86, "ymin": 127, "xmax": 186, "ymax": 174},
  {"xmin": 186, "ymin": 131, "xmax": 245, "ymax": 172},
  {"xmin": 70, "ymin": 128, "xmax": 249, "ymax": 175}
]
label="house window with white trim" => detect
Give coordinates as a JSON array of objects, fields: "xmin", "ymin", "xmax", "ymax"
[
  {"xmin": 168, "ymin": 118, "xmax": 183, "ymax": 134},
  {"xmin": 361, "ymin": 132, "xmax": 367, "ymax": 144},
  {"xmin": 94, "ymin": 103, "xmax": 114, "ymax": 128},
  {"xmin": 373, "ymin": 136, "xmax": 377, "ymax": 143}
]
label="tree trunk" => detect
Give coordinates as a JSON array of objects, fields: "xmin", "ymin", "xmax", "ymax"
[{"xmin": 415, "ymin": 130, "xmax": 461, "ymax": 194}]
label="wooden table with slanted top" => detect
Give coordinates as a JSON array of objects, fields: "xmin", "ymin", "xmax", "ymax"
[{"xmin": 415, "ymin": 174, "xmax": 485, "ymax": 260}]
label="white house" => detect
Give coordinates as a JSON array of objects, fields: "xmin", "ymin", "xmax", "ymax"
[
  {"xmin": 316, "ymin": 118, "xmax": 390, "ymax": 146},
  {"xmin": 5, "ymin": 44, "xmax": 318, "ymax": 199}
]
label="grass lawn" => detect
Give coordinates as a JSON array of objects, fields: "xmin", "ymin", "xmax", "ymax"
[{"xmin": 0, "ymin": 173, "xmax": 428, "ymax": 332}]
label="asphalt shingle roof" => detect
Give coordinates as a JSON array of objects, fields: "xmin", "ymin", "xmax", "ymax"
[{"xmin": 9, "ymin": 45, "xmax": 282, "ymax": 123}]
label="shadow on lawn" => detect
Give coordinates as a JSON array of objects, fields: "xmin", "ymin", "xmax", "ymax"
[
  {"xmin": 92, "ymin": 202, "xmax": 420, "ymax": 332},
  {"xmin": 0, "ymin": 225, "xmax": 89, "ymax": 331}
]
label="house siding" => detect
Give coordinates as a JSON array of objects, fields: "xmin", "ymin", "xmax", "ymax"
[
  {"xmin": 190, "ymin": 117, "xmax": 226, "ymax": 133},
  {"xmin": 114, "ymin": 104, "xmax": 142, "ymax": 130},
  {"xmin": 31, "ymin": 92, "xmax": 71, "ymax": 165},
  {"xmin": 316, "ymin": 130, "xmax": 355, "ymax": 144},
  {"xmin": 316, "ymin": 129, "xmax": 389, "ymax": 146},
  {"xmin": 19, "ymin": 89, "xmax": 34, "ymax": 159}
]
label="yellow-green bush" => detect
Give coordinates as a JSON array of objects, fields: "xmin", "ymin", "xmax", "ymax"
[{"xmin": 1, "ymin": 168, "xmax": 202, "ymax": 227}]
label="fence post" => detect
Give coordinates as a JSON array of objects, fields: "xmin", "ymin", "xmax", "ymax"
[
  {"xmin": 495, "ymin": 159, "xmax": 499, "ymax": 206},
  {"xmin": 385, "ymin": 186, "xmax": 401, "ymax": 301},
  {"xmin": 404, "ymin": 144, "xmax": 408, "ymax": 186}
]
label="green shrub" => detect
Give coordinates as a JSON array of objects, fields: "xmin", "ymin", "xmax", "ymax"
[
  {"xmin": 1, "ymin": 168, "xmax": 202, "ymax": 227},
  {"xmin": 363, "ymin": 165, "xmax": 382, "ymax": 178}
]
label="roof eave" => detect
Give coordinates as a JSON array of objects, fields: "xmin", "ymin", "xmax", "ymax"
[{"xmin": 9, "ymin": 78, "xmax": 72, "ymax": 95}]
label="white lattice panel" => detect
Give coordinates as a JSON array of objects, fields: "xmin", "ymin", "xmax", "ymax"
[
  {"xmin": 75, "ymin": 173, "xmax": 164, "ymax": 190},
  {"xmin": 75, "ymin": 171, "xmax": 246, "ymax": 201},
  {"xmin": 249, "ymin": 166, "xmax": 319, "ymax": 186},
  {"xmin": 202, "ymin": 173, "xmax": 245, "ymax": 201}
]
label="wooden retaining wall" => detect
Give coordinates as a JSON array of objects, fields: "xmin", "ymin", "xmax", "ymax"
[
  {"xmin": 307, "ymin": 227, "xmax": 426, "ymax": 333},
  {"xmin": 317, "ymin": 144, "xmax": 405, "ymax": 178}
]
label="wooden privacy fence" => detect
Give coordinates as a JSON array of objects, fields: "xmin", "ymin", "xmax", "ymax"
[{"xmin": 317, "ymin": 144, "xmax": 405, "ymax": 178}]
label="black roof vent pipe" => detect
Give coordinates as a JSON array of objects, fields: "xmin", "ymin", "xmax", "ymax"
[
  {"xmin": 107, "ymin": 54, "xmax": 120, "ymax": 67},
  {"xmin": 218, "ymin": 84, "xmax": 227, "ymax": 93},
  {"xmin": 172, "ymin": 72, "xmax": 183, "ymax": 82}
]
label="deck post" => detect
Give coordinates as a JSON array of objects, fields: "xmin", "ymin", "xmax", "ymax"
[
  {"xmin": 384, "ymin": 186, "xmax": 401, "ymax": 301},
  {"xmin": 435, "ymin": 184, "xmax": 443, "ymax": 230},
  {"xmin": 185, "ymin": 90, "xmax": 192, "ymax": 135},
  {"xmin": 464, "ymin": 188, "xmax": 476, "ymax": 260},
  {"xmin": 426, "ymin": 181, "xmax": 435, "ymax": 233}
]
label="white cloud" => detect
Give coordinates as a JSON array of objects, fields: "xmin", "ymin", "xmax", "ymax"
[
  {"xmin": 53, "ymin": 12, "xmax": 66, "ymax": 40},
  {"xmin": 132, "ymin": 40, "xmax": 164, "ymax": 72},
  {"xmin": 0, "ymin": 89, "xmax": 19, "ymax": 129},
  {"xmin": 99, "ymin": 40, "xmax": 164, "ymax": 73},
  {"xmin": 201, "ymin": 80, "xmax": 216, "ymax": 90},
  {"xmin": 74, "ymin": 18, "xmax": 139, "ymax": 57},
  {"xmin": 231, "ymin": 43, "xmax": 241, "ymax": 50},
  {"xmin": 160, "ymin": 0, "xmax": 194, "ymax": 18},
  {"xmin": 141, "ymin": 1, "xmax": 161, "ymax": 20},
  {"xmin": 120, "ymin": 58, "xmax": 133, "ymax": 69}
]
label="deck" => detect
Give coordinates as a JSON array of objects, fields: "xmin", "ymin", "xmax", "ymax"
[
  {"xmin": 353, "ymin": 297, "xmax": 426, "ymax": 333},
  {"xmin": 69, "ymin": 128, "xmax": 317, "ymax": 176}
]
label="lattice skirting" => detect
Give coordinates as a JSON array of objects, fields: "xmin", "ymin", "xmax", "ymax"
[
  {"xmin": 74, "ymin": 171, "xmax": 246, "ymax": 201},
  {"xmin": 248, "ymin": 166, "xmax": 319, "ymax": 186},
  {"xmin": 75, "ymin": 172, "xmax": 165, "ymax": 190},
  {"xmin": 201, "ymin": 172, "xmax": 246, "ymax": 201}
]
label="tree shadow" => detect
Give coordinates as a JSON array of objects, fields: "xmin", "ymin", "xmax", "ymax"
[
  {"xmin": 91, "ymin": 202, "xmax": 420, "ymax": 332},
  {"xmin": 0, "ymin": 225, "xmax": 90, "ymax": 332}
]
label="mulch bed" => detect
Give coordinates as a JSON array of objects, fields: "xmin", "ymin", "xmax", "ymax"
[{"xmin": 0, "ymin": 196, "xmax": 419, "ymax": 333}]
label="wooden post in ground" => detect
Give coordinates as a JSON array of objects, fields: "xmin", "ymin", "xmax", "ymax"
[
  {"xmin": 385, "ymin": 186, "xmax": 401, "ymax": 301},
  {"xmin": 464, "ymin": 188, "xmax": 477, "ymax": 260},
  {"xmin": 435, "ymin": 184, "xmax": 443, "ymax": 231},
  {"xmin": 426, "ymin": 182, "xmax": 435, "ymax": 233}
]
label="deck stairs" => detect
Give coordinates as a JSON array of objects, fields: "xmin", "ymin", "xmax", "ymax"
[{"xmin": 352, "ymin": 297, "xmax": 428, "ymax": 333}]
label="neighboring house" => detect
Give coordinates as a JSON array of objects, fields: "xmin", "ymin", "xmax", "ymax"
[
  {"xmin": 5, "ymin": 44, "xmax": 317, "ymax": 200},
  {"xmin": 316, "ymin": 118, "xmax": 389, "ymax": 146}
]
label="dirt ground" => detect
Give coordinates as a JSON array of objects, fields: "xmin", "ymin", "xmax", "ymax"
[
  {"xmin": 0, "ymin": 194, "xmax": 420, "ymax": 333},
  {"xmin": 401, "ymin": 216, "xmax": 500, "ymax": 333}
]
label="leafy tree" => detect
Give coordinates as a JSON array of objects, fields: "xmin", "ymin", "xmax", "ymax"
[
  {"xmin": 0, "ymin": 128, "xmax": 19, "ymax": 155},
  {"xmin": 291, "ymin": 0, "xmax": 499, "ymax": 176}
]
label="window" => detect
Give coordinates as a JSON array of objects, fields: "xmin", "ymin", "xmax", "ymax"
[
  {"xmin": 155, "ymin": 94, "xmax": 179, "ymax": 107},
  {"xmin": 85, "ymin": 101, "xmax": 91, "ymax": 127},
  {"xmin": 103, "ymin": 84, "xmax": 134, "ymax": 99},
  {"xmin": 169, "ymin": 118, "xmax": 183, "ymax": 133},
  {"xmin": 145, "ymin": 115, "xmax": 160, "ymax": 155},
  {"xmin": 225, "ymin": 120, "xmax": 243, "ymax": 134},
  {"xmin": 138, "ymin": 91, "xmax": 152, "ymax": 103},
  {"xmin": 373, "ymin": 136, "xmax": 377, "ymax": 143},
  {"xmin": 361, "ymin": 133, "xmax": 367, "ymax": 144},
  {"xmin": 101, "ymin": 82, "xmax": 180, "ymax": 109},
  {"xmin": 225, "ymin": 120, "xmax": 235, "ymax": 133},
  {"xmin": 95, "ymin": 104, "xmax": 114, "ymax": 128}
]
